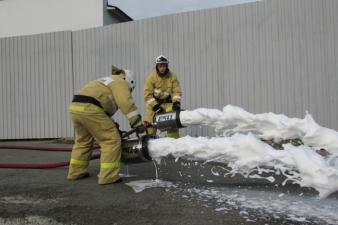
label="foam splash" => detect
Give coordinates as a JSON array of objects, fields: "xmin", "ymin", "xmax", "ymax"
[
  {"xmin": 148, "ymin": 134, "xmax": 338, "ymax": 198},
  {"xmin": 0, "ymin": 195, "xmax": 59, "ymax": 204},
  {"xmin": 125, "ymin": 179, "xmax": 176, "ymax": 193},
  {"xmin": 0, "ymin": 216, "xmax": 66, "ymax": 225},
  {"xmin": 180, "ymin": 105, "xmax": 338, "ymax": 154},
  {"xmin": 181, "ymin": 186, "xmax": 338, "ymax": 224},
  {"xmin": 148, "ymin": 105, "xmax": 338, "ymax": 198}
]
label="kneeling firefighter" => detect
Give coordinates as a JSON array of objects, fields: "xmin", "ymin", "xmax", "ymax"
[
  {"xmin": 67, "ymin": 66, "xmax": 146, "ymax": 185},
  {"xmin": 144, "ymin": 55, "xmax": 182, "ymax": 138}
]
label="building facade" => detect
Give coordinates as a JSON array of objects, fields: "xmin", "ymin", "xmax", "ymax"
[{"xmin": 0, "ymin": 0, "xmax": 132, "ymax": 38}]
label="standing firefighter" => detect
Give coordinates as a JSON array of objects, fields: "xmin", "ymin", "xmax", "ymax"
[
  {"xmin": 67, "ymin": 66, "xmax": 145, "ymax": 185},
  {"xmin": 144, "ymin": 55, "xmax": 182, "ymax": 138}
]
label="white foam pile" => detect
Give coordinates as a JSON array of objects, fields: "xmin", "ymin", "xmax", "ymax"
[{"xmin": 148, "ymin": 105, "xmax": 338, "ymax": 198}]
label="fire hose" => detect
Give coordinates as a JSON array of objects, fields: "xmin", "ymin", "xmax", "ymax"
[
  {"xmin": 0, "ymin": 111, "xmax": 184, "ymax": 169},
  {"xmin": 0, "ymin": 153, "xmax": 101, "ymax": 169},
  {"xmin": 0, "ymin": 145, "xmax": 100, "ymax": 169}
]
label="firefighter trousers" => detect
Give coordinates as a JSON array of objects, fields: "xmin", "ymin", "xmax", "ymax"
[{"xmin": 67, "ymin": 111, "xmax": 121, "ymax": 185}]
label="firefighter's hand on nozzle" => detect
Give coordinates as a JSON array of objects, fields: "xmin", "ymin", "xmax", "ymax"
[
  {"xmin": 135, "ymin": 124, "xmax": 146, "ymax": 135},
  {"xmin": 173, "ymin": 102, "xmax": 181, "ymax": 111},
  {"xmin": 153, "ymin": 103, "xmax": 165, "ymax": 114},
  {"xmin": 130, "ymin": 114, "xmax": 145, "ymax": 134}
]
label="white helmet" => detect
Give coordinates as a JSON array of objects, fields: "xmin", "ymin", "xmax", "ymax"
[
  {"xmin": 155, "ymin": 55, "xmax": 169, "ymax": 64},
  {"xmin": 124, "ymin": 69, "xmax": 135, "ymax": 91}
]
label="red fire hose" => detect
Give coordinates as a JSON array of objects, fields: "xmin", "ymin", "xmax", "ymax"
[
  {"xmin": 0, "ymin": 145, "xmax": 100, "ymax": 152},
  {"xmin": 0, "ymin": 145, "xmax": 100, "ymax": 169}
]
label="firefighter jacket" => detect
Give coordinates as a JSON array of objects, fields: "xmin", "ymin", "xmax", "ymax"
[
  {"xmin": 69, "ymin": 74, "xmax": 141, "ymax": 127},
  {"xmin": 144, "ymin": 69, "xmax": 182, "ymax": 110}
]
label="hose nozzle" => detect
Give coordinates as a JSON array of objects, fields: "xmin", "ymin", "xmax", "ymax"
[
  {"xmin": 121, "ymin": 135, "xmax": 155, "ymax": 164},
  {"xmin": 153, "ymin": 111, "xmax": 184, "ymax": 131}
]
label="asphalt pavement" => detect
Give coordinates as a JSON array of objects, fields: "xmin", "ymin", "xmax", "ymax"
[{"xmin": 0, "ymin": 140, "xmax": 336, "ymax": 225}]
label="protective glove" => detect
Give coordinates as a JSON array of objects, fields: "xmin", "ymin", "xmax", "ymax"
[
  {"xmin": 153, "ymin": 103, "xmax": 165, "ymax": 114},
  {"xmin": 130, "ymin": 114, "xmax": 146, "ymax": 135},
  {"xmin": 172, "ymin": 102, "xmax": 181, "ymax": 111},
  {"xmin": 135, "ymin": 124, "xmax": 146, "ymax": 135}
]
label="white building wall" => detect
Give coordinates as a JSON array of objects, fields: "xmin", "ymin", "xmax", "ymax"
[{"xmin": 0, "ymin": 0, "xmax": 103, "ymax": 38}]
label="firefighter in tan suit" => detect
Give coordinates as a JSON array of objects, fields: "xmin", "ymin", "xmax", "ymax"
[
  {"xmin": 67, "ymin": 66, "xmax": 145, "ymax": 185},
  {"xmin": 144, "ymin": 55, "xmax": 182, "ymax": 138}
]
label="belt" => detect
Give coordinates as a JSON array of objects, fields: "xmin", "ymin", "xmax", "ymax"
[{"xmin": 72, "ymin": 95, "xmax": 110, "ymax": 116}]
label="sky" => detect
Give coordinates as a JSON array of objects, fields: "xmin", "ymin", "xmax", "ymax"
[{"xmin": 108, "ymin": 0, "xmax": 259, "ymax": 20}]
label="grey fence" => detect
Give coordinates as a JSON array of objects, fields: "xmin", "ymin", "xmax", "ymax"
[
  {"xmin": 1, "ymin": 0, "xmax": 338, "ymax": 139},
  {"xmin": 0, "ymin": 31, "xmax": 74, "ymax": 139}
]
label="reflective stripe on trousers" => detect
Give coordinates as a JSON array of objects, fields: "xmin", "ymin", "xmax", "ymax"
[
  {"xmin": 100, "ymin": 162, "xmax": 121, "ymax": 169},
  {"xmin": 70, "ymin": 158, "xmax": 89, "ymax": 166}
]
